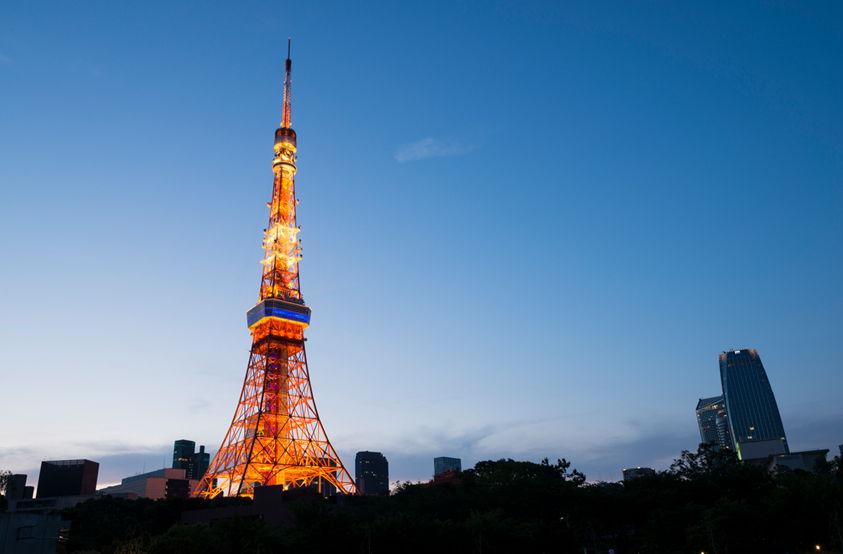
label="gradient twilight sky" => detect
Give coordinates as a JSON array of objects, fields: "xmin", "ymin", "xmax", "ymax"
[{"xmin": 1, "ymin": 1, "xmax": 842, "ymax": 489}]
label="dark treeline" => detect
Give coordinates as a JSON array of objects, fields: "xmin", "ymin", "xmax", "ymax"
[{"xmin": 7, "ymin": 444, "xmax": 842, "ymax": 554}]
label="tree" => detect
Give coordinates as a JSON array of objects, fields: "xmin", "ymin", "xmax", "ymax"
[
  {"xmin": 0, "ymin": 470, "xmax": 12, "ymax": 513},
  {"xmin": 669, "ymin": 442, "xmax": 739, "ymax": 481}
]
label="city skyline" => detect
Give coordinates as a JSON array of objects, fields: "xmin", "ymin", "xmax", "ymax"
[{"xmin": 1, "ymin": 1, "xmax": 842, "ymax": 490}]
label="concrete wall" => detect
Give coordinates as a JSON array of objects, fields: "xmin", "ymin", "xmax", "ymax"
[{"xmin": 0, "ymin": 512, "xmax": 66, "ymax": 554}]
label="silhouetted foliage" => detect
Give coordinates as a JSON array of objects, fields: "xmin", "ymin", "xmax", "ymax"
[
  {"xmin": 60, "ymin": 495, "xmax": 252, "ymax": 554},
  {"xmin": 54, "ymin": 448, "xmax": 843, "ymax": 554},
  {"xmin": 0, "ymin": 469, "xmax": 12, "ymax": 512}
]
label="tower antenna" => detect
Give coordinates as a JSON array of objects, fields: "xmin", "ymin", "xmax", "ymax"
[{"xmin": 282, "ymin": 38, "xmax": 292, "ymax": 128}]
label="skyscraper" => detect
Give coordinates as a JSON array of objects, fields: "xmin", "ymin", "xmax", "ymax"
[
  {"xmin": 696, "ymin": 395, "xmax": 721, "ymax": 445},
  {"xmin": 194, "ymin": 445, "xmax": 209, "ymax": 479},
  {"xmin": 173, "ymin": 440, "xmax": 195, "ymax": 473},
  {"xmin": 172, "ymin": 440, "xmax": 210, "ymax": 480},
  {"xmin": 434, "ymin": 457, "xmax": 461, "ymax": 476},
  {"xmin": 355, "ymin": 452, "xmax": 389, "ymax": 495},
  {"xmin": 695, "ymin": 395, "xmax": 732, "ymax": 450},
  {"xmin": 719, "ymin": 349, "xmax": 789, "ymax": 459}
]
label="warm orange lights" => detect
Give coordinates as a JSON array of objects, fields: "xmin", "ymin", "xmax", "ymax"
[
  {"xmin": 259, "ymin": 166, "xmax": 302, "ymax": 301},
  {"xmin": 191, "ymin": 48, "xmax": 357, "ymax": 499}
]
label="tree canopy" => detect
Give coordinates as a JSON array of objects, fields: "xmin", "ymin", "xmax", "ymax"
[{"xmin": 41, "ymin": 447, "xmax": 843, "ymax": 554}]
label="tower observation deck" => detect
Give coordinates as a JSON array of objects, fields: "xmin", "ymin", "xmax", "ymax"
[{"xmin": 192, "ymin": 40, "xmax": 357, "ymax": 498}]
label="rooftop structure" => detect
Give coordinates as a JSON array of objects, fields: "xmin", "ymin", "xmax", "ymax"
[
  {"xmin": 36, "ymin": 459, "xmax": 98, "ymax": 498},
  {"xmin": 759, "ymin": 449, "xmax": 829, "ymax": 473}
]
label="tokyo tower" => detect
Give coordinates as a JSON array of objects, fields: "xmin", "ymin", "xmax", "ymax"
[{"xmin": 193, "ymin": 41, "xmax": 358, "ymax": 498}]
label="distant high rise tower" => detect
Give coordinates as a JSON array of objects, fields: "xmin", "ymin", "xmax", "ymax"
[
  {"xmin": 695, "ymin": 395, "xmax": 732, "ymax": 450},
  {"xmin": 192, "ymin": 41, "xmax": 356, "ymax": 498},
  {"xmin": 434, "ymin": 457, "xmax": 461, "ymax": 476},
  {"xmin": 720, "ymin": 349, "xmax": 789, "ymax": 459},
  {"xmin": 173, "ymin": 440, "xmax": 195, "ymax": 472},
  {"xmin": 173, "ymin": 440, "xmax": 210, "ymax": 480},
  {"xmin": 355, "ymin": 452, "xmax": 389, "ymax": 495},
  {"xmin": 194, "ymin": 446, "xmax": 210, "ymax": 479}
]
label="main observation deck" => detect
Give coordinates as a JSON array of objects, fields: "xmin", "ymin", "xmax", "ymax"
[{"xmin": 247, "ymin": 297, "xmax": 311, "ymax": 329}]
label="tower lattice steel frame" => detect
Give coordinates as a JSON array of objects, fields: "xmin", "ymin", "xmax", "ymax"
[{"xmin": 193, "ymin": 41, "xmax": 358, "ymax": 498}]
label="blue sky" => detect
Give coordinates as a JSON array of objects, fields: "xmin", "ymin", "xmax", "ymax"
[{"xmin": 1, "ymin": 1, "xmax": 841, "ymax": 489}]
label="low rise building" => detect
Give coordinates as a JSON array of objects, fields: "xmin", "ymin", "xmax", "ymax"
[
  {"xmin": 424, "ymin": 469, "xmax": 462, "ymax": 487},
  {"xmin": 0, "ymin": 512, "xmax": 69, "ymax": 554},
  {"xmin": 9, "ymin": 494, "xmax": 103, "ymax": 515},
  {"xmin": 98, "ymin": 468, "xmax": 198, "ymax": 500},
  {"xmin": 622, "ymin": 467, "xmax": 656, "ymax": 481},
  {"xmin": 755, "ymin": 449, "xmax": 829, "ymax": 473}
]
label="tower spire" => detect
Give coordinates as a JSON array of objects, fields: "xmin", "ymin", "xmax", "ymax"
[{"xmin": 282, "ymin": 38, "xmax": 292, "ymax": 129}]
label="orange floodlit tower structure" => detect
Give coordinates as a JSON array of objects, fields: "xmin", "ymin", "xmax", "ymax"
[{"xmin": 193, "ymin": 41, "xmax": 357, "ymax": 499}]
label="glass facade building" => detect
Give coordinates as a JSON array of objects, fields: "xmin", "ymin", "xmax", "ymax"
[
  {"xmin": 719, "ymin": 349, "xmax": 789, "ymax": 459},
  {"xmin": 695, "ymin": 395, "xmax": 732, "ymax": 450},
  {"xmin": 172, "ymin": 440, "xmax": 210, "ymax": 480},
  {"xmin": 173, "ymin": 440, "xmax": 195, "ymax": 472},
  {"xmin": 434, "ymin": 457, "xmax": 461, "ymax": 476},
  {"xmin": 355, "ymin": 451, "xmax": 389, "ymax": 495}
]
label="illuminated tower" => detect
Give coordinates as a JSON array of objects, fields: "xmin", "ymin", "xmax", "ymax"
[{"xmin": 193, "ymin": 41, "xmax": 357, "ymax": 498}]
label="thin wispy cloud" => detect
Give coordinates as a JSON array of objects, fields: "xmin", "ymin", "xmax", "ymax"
[{"xmin": 395, "ymin": 137, "xmax": 475, "ymax": 163}]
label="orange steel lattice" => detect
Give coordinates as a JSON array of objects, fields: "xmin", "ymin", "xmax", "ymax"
[{"xmin": 192, "ymin": 42, "xmax": 358, "ymax": 499}]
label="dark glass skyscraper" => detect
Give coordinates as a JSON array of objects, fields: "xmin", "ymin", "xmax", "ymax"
[
  {"xmin": 355, "ymin": 451, "xmax": 389, "ymax": 495},
  {"xmin": 720, "ymin": 349, "xmax": 788, "ymax": 459},
  {"xmin": 173, "ymin": 440, "xmax": 195, "ymax": 472},
  {"xmin": 695, "ymin": 395, "xmax": 732, "ymax": 450},
  {"xmin": 173, "ymin": 439, "xmax": 210, "ymax": 480},
  {"xmin": 434, "ymin": 457, "xmax": 461, "ymax": 476}
]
